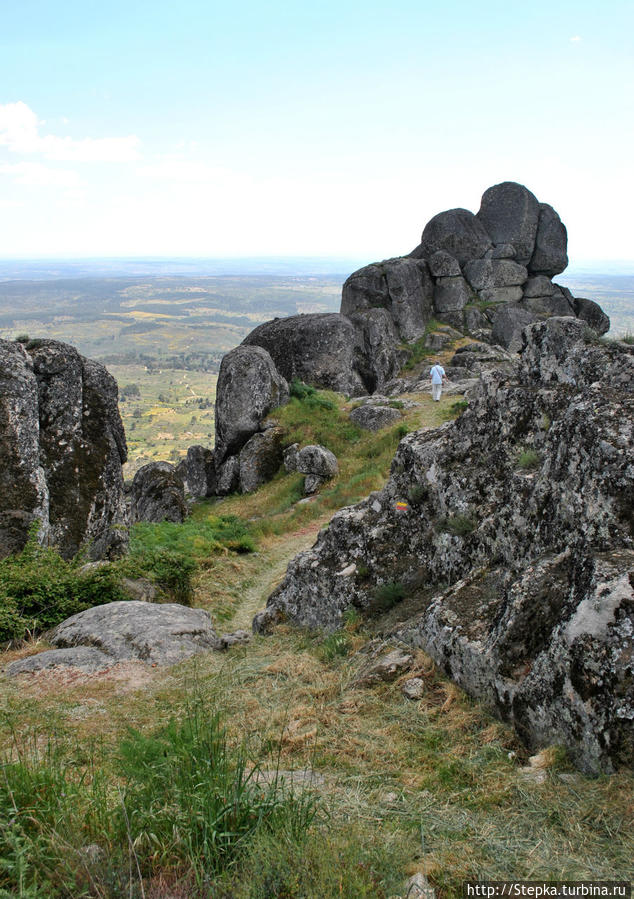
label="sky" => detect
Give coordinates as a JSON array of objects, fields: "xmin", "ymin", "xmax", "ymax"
[{"xmin": 0, "ymin": 0, "xmax": 632, "ymax": 265}]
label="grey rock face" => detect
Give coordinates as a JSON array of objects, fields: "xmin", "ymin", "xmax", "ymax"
[
  {"xmin": 427, "ymin": 250, "xmax": 461, "ymax": 277},
  {"xmin": 216, "ymin": 456, "xmax": 240, "ymax": 496},
  {"xmin": 52, "ymin": 600, "xmax": 222, "ymax": 665},
  {"xmin": 297, "ymin": 444, "xmax": 338, "ymax": 479},
  {"xmin": 477, "ymin": 182, "xmax": 540, "ymax": 265},
  {"xmin": 529, "ymin": 203, "xmax": 568, "ymax": 276},
  {"xmin": 215, "ymin": 345, "xmax": 289, "ymax": 465},
  {"xmin": 181, "ymin": 445, "xmax": 216, "ymax": 499},
  {"xmin": 283, "ymin": 443, "xmax": 300, "ymax": 473},
  {"xmin": 479, "ymin": 286, "xmax": 524, "ymax": 304},
  {"xmin": 243, "ymin": 313, "xmax": 368, "ymax": 396},
  {"xmin": 491, "ymin": 304, "xmax": 539, "ymax": 349},
  {"xmin": 523, "ymin": 275, "xmax": 556, "ymax": 298},
  {"xmin": 349, "ymin": 308, "xmax": 401, "ymax": 393},
  {"xmin": 255, "ymin": 318, "xmax": 634, "ymax": 773},
  {"xmin": 353, "ymin": 648, "xmax": 414, "ymax": 686},
  {"xmin": 0, "ymin": 339, "xmax": 127, "ymax": 561},
  {"xmin": 463, "ymin": 259, "xmax": 528, "ymax": 291},
  {"xmin": 296, "ymin": 444, "xmax": 338, "ymax": 494},
  {"xmin": 238, "ymin": 427, "xmax": 284, "ymax": 493},
  {"xmin": 433, "ymin": 275, "xmax": 472, "ymax": 313},
  {"xmin": 349, "ymin": 405, "xmax": 402, "ymax": 431},
  {"xmin": 490, "ymin": 243, "xmax": 516, "ymax": 259},
  {"xmin": 7, "ymin": 601, "xmax": 224, "ymax": 674},
  {"xmin": 571, "ymin": 296, "xmax": 610, "ymax": 335},
  {"xmin": 341, "ymin": 257, "xmax": 434, "ymax": 342},
  {"xmin": 522, "ymin": 286, "xmax": 573, "ymax": 318},
  {"xmin": 6, "ymin": 647, "xmax": 114, "ymax": 676},
  {"xmin": 130, "ymin": 462, "xmax": 187, "ymax": 524},
  {"xmin": 420, "ymin": 208, "xmax": 492, "ymax": 263}
]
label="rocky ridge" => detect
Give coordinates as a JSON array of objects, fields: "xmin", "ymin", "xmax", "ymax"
[{"xmin": 253, "ymin": 319, "xmax": 634, "ymax": 774}]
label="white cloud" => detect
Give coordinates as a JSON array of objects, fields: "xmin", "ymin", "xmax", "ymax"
[
  {"xmin": 569, "ymin": 35, "xmax": 582, "ymax": 42},
  {"xmin": 0, "ymin": 101, "xmax": 140, "ymax": 162},
  {"xmin": 0, "ymin": 161, "xmax": 83, "ymax": 188}
]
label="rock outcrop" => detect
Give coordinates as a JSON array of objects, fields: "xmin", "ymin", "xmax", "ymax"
[
  {"xmin": 130, "ymin": 462, "xmax": 188, "ymax": 524},
  {"xmin": 0, "ymin": 338, "xmax": 127, "ymax": 561},
  {"xmin": 253, "ymin": 319, "xmax": 634, "ymax": 774},
  {"xmin": 343, "ymin": 181, "xmax": 608, "ymax": 351}
]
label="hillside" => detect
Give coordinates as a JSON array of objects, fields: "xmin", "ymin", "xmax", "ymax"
[{"xmin": 1, "ymin": 356, "xmax": 632, "ymax": 897}]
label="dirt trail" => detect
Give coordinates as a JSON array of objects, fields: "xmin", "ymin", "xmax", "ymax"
[{"xmin": 227, "ymin": 521, "xmax": 327, "ymax": 632}]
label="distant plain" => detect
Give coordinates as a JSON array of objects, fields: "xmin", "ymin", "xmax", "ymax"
[{"xmin": 0, "ymin": 259, "xmax": 632, "ymax": 471}]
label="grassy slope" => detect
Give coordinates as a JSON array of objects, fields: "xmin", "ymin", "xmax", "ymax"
[{"xmin": 1, "ymin": 372, "xmax": 632, "ymax": 897}]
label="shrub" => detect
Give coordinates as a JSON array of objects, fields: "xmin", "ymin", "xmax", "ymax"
[
  {"xmin": 517, "ymin": 449, "xmax": 540, "ymax": 470},
  {"xmin": 440, "ymin": 514, "xmax": 477, "ymax": 536},
  {"xmin": 407, "ymin": 483, "xmax": 428, "ymax": 506},
  {"xmin": 369, "ymin": 581, "xmax": 406, "ymax": 613},
  {"xmin": 289, "ymin": 378, "xmax": 335, "ymax": 411},
  {"xmin": 0, "ymin": 532, "xmax": 128, "ymax": 644}
]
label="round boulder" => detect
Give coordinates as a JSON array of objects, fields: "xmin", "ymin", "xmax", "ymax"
[
  {"xmin": 130, "ymin": 462, "xmax": 187, "ymax": 524},
  {"xmin": 477, "ymin": 182, "xmax": 540, "ymax": 266},
  {"xmin": 215, "ymin": 345, "xmax": 289, "ymax": 464},
  {"xmin": 420, "ymin": 208, "xmax": 492, "ymax": 264},
  {"xmin": 296, "ymin": 444, "xmax": 338, "ymax": 495}
]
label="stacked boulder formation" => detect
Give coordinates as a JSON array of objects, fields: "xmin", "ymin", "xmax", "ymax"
[
  {"xmin": 343, "ymin": 181, "xmax": 608, "ymax": 349},
  {"xmin": 207, "ymin": 181, "xmax": 610, "ymax": 499},
  {"xmin": 0, "ymin": 338, "xmax": 128, "ymax": 560},
  {"xmin": 253, "ymin": 318, "xmax": 634, "ymax": 775}
]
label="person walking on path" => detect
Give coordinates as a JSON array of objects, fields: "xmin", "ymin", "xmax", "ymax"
[{"xmin": 429, "ymin": 361, "xmax": 447, "ymax": 401}]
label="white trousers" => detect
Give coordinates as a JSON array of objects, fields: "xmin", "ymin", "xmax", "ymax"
[{"xmin": 431, "ymin": 382, "xmax": 442, "ymax": 401}]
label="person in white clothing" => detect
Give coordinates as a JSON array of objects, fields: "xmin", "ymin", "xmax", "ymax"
[{"xmin": 429, "ymin": 361, "xmax": 447, "ymax": 401}]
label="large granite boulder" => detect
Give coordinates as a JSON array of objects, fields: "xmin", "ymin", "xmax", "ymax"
[
  {"xmin": 179, "ymin": 445, "xmax": 216, "ymax": 499},
  {"xmin": 342, "ymin": 257, "xmax": 434, "ymax": 342},
  {"xmin": 348, "ymin": 308, "xmax": 401, "ymax": 393},
  {"xmin": 477, "ymin": 182, "xmax": 540, "ymax": 265},
  {"xmin": 238, "ymin": 427, "xmax": 285, "ymax": 493},
  {"xmin": 243, "ymin": 313, "xmax": 368, "ymax": 396},
  {"xmin": 214, "ymin": 345, "xmax": 289, "ymax": 464},
  {"xmin": 254, "ymin": 319, "xmax": 634, "ymax": 774},
  {"xmin": 529, "ymin": 203, "xmax": 568, "ymax": 276},
  {"xmin": 418, "ymin": 208, "xmax": 492, "ymax": 263},
  {"xmin": 130, "ymin": 462, "xmax": 187, "ymax": 524},
  {"xmin": 0, "ymin": 339, "xmax": 127, "ymax": 561}
]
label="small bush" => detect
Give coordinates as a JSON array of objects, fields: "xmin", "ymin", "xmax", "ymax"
[
  {"xmin": 517, "ymin": 449, "xmax": 540, "ymax": 470},
  {"xmin": 0, "ymin": 532, "xmax": 128, "ymax": 644},
  {"xmin": 622, "ymin": 332, "xmax": 634, "ymax": 345},
  {"xmin": 407, "ymin": 483, "xmax": 428, "ymax": 506},
  {"xmin": 369, "ymin": 581, "xmax": 406, "ymax": 613},
  {"xmin": 289, "ymin": 378, "xmax": 335, "ymax": 411},
  {"xmin": 440, "ymin": 514, "xmax": 477, "ymax": 536},
  {"xmin": 447, "ymin": 399, "xmax": 469, "ymax": 417}
]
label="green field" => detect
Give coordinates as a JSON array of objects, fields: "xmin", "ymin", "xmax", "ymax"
[{"xmin": 108, "ymin": 364, "xmax": 217, "ymax": 476}]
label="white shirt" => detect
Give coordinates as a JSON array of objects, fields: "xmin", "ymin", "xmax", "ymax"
[{"xmin": 430, "ymin": 364, "xmax": 445, "ymax": 385}]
